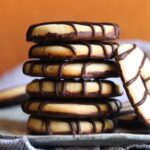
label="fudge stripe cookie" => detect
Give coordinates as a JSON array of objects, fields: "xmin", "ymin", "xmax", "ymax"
[
  {"xmin": 27, "ymin": 116, "xmax": 117, "ymax": 135},
  {"xmin": 26, "ymin": 21, "xmax": 120, "ymax": 44},
  {"xmin": 0, "ymin": 85, "xmax": 27, "ymax": 106},
  {"xmin": 22, "ymin": 99, "xmax": 121, "ymax": 119},
  {"xmin": 23, "ymin": 60, "xmax": 118, "ymax": 79},
  {"xmin": 118, "ymin": 111, "xmax": 144, "ymax": 128},
  {"xmin": 26, "ymin": 79, "xmax": 123, "ymax": 98},
  {"xmin": 116, "ymin": 44, "xmax": 150, "ymax": 126},
  {"xmin": 29, "ymin": 42, "xmax": 118, "ymax": 60}
]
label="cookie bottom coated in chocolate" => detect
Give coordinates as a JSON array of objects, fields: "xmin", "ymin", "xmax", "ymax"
[
  {"xmin": 22, "ymin": 99, "xmax": 121, "ymax": 119},
  {"xmin": 26, "ymin": 21, "xmax": 120, "ymax": 44},
  {"xmin": 27, "ymin": 116, "xmax": 117, "ymax": 135}
]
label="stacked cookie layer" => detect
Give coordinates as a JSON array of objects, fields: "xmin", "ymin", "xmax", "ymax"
[{"xmin": 22, "ymin": 21, "xmax": 122, "ymax": 135}]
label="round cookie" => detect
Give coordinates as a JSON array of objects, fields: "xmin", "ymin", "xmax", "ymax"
[
  {"xmin": 26, "ymin": 21, "xmax": 120, "ymax": 44},
  {"xmin": 23, "ymin": 60, "xmax": 118, "ymax": 79},
  {"xmin": 27, "ymin": 116, "xmax": 117, "ymax": 135},
  {"xmin": 0, "ymin": 85, "xmax": 27, "ymax": 107},
  {"xmin": 115, "ymin": 44, "xmax": 150, "ymax": 126},
  {"xmin": 22, "ymin": 99, "xmax": 121, "ymax": 119},
  {"xmin": 26, "ymin": 79, "xmax": 123, "ymax": 98},
  {"xmin": 29, "ymin": 42, "xmax": 118, "ymax": 60},
  {"xmin": 118, "ymin": 111, "xmax": 144, "ymax": 128}
]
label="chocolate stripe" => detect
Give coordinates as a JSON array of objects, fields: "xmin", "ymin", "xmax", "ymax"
[
  {"xmin": 134, "ymin": 90, "xmax": 148, "ymax": 107},
  {"xmin": 117, "ymin": 44, "xmax": 136, "ymax": 60},
  {"xmin": 62, "ymin": 44, "xmax": 76, "ymax": 55},
  {"xmin": 76, "ymin": 120, "xmax": 81, "ymax": 134},
  {"xmin": 89, "ymin": 120, "xmax": 97, "ymax": 133},
  {"xmin": 45, "ymin": 119, "xmax": 52, "ymax": 135},
  {"xmin": 145, "ymin": 77, "xmax": 150, "ymax": 82},
  {"xmin": 126, "ymin": 52, "xmax": 147, "ymax": 87},
  {"xmin": 101, "ymin": 120, "xmax": 105, "ymax": 132},
  {"xmin": 69, "ymin": 122, "xmax": 76, "ymax": 135}
]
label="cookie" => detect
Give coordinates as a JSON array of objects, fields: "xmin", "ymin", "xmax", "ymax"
[
  {"xmin": 118, "ymin": 111, "xmax": 145, "ymax": 128},
  {"xmin": 26, "ymin": 79, "xmax": 123, "ymax": 98},
  {"xmin": 0, "ymin": 85, "xmax": 27, "ymax": 106},
  {"xmin": 22, "ymin": 99, "xmax": 121, "ymax": 119},
  {"xmin": 115, "ymin": 44, "xmax": 150, "ymax": 126},
  {"xmin": 29, "ymin": 42, "xmax": 118, "ymax": 60},
  {"xmin": 23, "ymin": 60, "xmax": 118, "ymax": 79},
  {"xmin": 27, "ymin": 116, "xmax": 117, "ymax": 135},
  {"xmin": 26, "ymin": 21, "xmax": 120, "ymax": 44}
]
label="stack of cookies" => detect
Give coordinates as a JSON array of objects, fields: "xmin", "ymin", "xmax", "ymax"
[{"xmin": 22, "ymin": 21, "xmax": 123, "ymax": 135}]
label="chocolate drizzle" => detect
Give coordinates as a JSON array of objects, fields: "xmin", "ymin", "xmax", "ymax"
[
  {"xmin": 89, "ymin": 120, "xmax": 97, "ymax": 133},
  {"xmin": 134, "ymin": 90, "xmax": 148, "ymax": 107},
  {"xmin": 39, "ymin": 80, "xmax": 44, "ymax": 95},
  {"xmin": 118, "ymin": 44, "xmax": 136, "ymax": 60},
  {"xmin": 82, "ymin": 42, "xmax": 92, "ymax": 57},
  {"xmin": 98, "ymin": 80, "xmax": 102, "ymax": 94},
  {"xmin": 113, "ymin": 100, "xmax": 121, "ymax": 113},
  {"xmin": 145, "ymin": 77, "xmax": 150, "ymax": 82},
  {"xmin": 94, "ymin": 104, "xmax": 102, "ymax": 116},
  {"xmin": 63, "ymin": 44, "xmax": 76, "ymax": 55},
  {"xmin": 45, "ymin": 119, "xmax": 52, "ymax": 135},
  {"xmin": 76, "ymin": 120, "xmax": 81, "ymax": 134},
  {"xmin": 82, "ymin": 80, "xmax": 86, "ymax": 95},
  {"xmin": 69, "ymin": 121, "xmax": 76, "ymax": 135},
  {"xmin": 101, "ymin": 120, "xmax": 105, "ymax": 132}
]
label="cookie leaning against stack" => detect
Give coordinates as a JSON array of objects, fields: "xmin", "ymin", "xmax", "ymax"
[{"xmin": 22, "ymin": 21, "xmax": 123, "ymax": 135}]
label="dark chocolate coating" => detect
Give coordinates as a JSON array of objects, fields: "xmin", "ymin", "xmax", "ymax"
[
  {"xmin": 0, "ymin": 94, "xmax": 28, "ymax": 107},
  {"xmin": 23, "ymin": 60, "xmax": 119, "ymax": 79},
  {"xmin": 26, "ymin": 78, "xmax": 122, "ymax": 98},
  {"xmin": 26, "ymin": 21, "xmax": 120, "ymax": 44},
  {"xmin": 29, "ymin": 42, "xmax": 119, "ymax": 61},
  {"xmin": 28, "ymin": 116, "xmax": 117, "ymax": 135}
]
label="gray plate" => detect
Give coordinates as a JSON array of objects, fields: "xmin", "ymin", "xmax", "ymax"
[{"xmin": 1, "ymin": 105, "xmax": 150, "ymax": 147}]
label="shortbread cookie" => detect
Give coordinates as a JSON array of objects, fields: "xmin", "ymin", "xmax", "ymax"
[
  {"xmin": 27, "ymin": 116, "xmax": 117, "ymax": 135},
  {"xmin": 23, "ymin": 60, "xmax": 118, "ymax": 79},
  {"xmin": 0, "ymin": 85, "xmax": 27, "ymax": 106},
  {"xmin": 26, "ymin": 79, "xmax": 123, "ymax": 98},
  {"xmin": 27, "ymin": 21, "xmax": 120, "ymax": 44},
  {"xmin": 29, "ymin": 42, "xmax": 118, "ymax": 60},
  {"xmin": 22, "ymin": 99, "xmax": 121, "ymax": 118},
  {"xmin": 116, "ymin": 44, "xmax": 150, "ymax": 126},
  {"xmin": 118, "ymin": 111, "xmax": 144, "ymax": 128}
]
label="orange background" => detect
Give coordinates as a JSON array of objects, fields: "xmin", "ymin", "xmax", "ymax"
[{"xmin": 0, "ymin": 0, "xmax": 150, "ymax": 75}]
